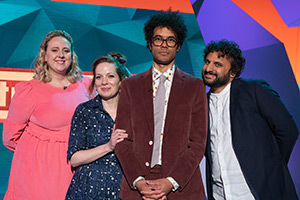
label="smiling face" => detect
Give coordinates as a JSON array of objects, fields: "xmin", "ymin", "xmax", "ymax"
[
  {"xmin": 149, "ymin": 26, "xmax": 180, "ymax": 73},
  {"xmin": 202, "ymin": 51, "xmax": 236, "ymax": 93},
  {"xmin": 95, "ymin": 62, "xmax": 121, "ymax": 101},
  {"xmin": 45, "ymin": 36, "xmax": 72, "ymax": 77}
]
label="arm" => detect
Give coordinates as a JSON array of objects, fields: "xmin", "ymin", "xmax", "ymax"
[
  {"xmin": 3, "ymin": 81, "xmax": 35, "ymax": 151},
  {"xmin": 115, "ymin": 81, "xmax": 146, "ymax": 188},
  {"xmin": 166, "ymin": 80, "xmax": 208, "ymax": 190},
  {"xmin": 255, "ymin": 80, "xmax": 299, "ymax": 163},
  {"xmin": 67, "ymin": 104, "xmax": 127, "ymax": 167},
  {"xmin": 70, "ymin": 127, "xmax": 127, "ymax": 167}
]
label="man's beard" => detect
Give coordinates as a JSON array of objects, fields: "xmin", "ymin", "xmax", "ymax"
[{"xmin": 202, "ymin": 70, "xmax": 231, "ymax": 89}]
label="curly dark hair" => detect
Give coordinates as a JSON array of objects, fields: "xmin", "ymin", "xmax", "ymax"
[
  {"xmin": 144, "ymin": 9, "xmax": 187, "ymax": 50},
  {"xmin": 203, "ymin": 39, "xmax": 246, "ymax": 78}
]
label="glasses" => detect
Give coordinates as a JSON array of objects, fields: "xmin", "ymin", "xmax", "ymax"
[{"xmin": 152, "ymin": 36, "xmax": 177, "ymax": 48}]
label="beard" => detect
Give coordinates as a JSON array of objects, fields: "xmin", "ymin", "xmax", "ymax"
[{"xmin": 202, "ymin": 70, "xmax": 231, "ymax": 89}]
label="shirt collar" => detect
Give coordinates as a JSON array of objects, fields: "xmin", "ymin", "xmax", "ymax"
[
  {"xmin": 152, "ymin": 64, "xmax": 175, "ymax": 82},
  {"xmin": 210, "ymin": 82, "xmax": 232, "ymax": 98}
]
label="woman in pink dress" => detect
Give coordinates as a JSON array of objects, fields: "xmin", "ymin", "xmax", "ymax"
[{"xmin": 2, "ymin": 30, "xmax": 93, "ymax": 200}]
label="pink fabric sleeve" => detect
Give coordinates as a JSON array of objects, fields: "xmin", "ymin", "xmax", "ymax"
[{"xmin": 3, "ymin": 81, "xmax": 35, "ymax": 152}]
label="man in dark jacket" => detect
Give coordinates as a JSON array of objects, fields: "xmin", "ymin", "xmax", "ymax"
[{"xmin": 202, "ymin": 39, "xmax": 299, "ymax": 200}]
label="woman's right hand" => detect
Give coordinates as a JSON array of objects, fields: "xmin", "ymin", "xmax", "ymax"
[{"xmin": 108, "ymin": 125, "xmax": 127, "ymax": 151}]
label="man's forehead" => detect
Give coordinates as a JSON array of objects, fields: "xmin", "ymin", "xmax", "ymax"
[
  {"xmin": 153, "ymin": 26, "xmax": 176, "ymax": 35},
  {"xmin": 213, "ymin": 51, "xmax": 232, "ymax": 62}
]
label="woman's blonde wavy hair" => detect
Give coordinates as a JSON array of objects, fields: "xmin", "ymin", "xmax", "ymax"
[{"xmin": 33, "ymin": 30, "xmax": 82, "ymax": 83}]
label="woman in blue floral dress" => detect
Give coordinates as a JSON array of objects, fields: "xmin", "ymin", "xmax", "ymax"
[{"xmin": 66, "ymin": 52, "xmax": 130, "ymax": 199}]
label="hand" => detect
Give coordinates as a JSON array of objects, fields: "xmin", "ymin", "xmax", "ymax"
[
  {"xmin": 136, "ymin": 179, "xmax": 165, "ymax": 200},
  {"xmin": 139, "ymin": 178, "xmax": 173, "ymax": 200},
  {"xmin": 107, "ymin": 125, "xmax": 127, "ymax": 151}
]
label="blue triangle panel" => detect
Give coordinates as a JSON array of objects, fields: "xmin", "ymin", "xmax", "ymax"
[
  {"xmin": 198, "ymin": 0, "xmax": 280, "ymax": 51},
  {"xmin": 0, "ymin": 2, "xmax": 40, "ymax": 25},
  {"xmin": 242, "ymin": 42, "xmax": 300, "ymax": 129},
  {"xmin": 96, "ymin": 6, "xmax": 132, "ymax": 26},
  {"xmin": 0, "ymin": 10, "xmax": 40, "ymax": 66},
  {"xmin": 271, "ymin": 0, "xmax": 300, "ymax": 27}
]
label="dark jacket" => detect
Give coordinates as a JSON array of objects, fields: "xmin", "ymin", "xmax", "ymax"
[{"xmin": 206, "ymin": 78, "xmax": 299, "ymax": 200}]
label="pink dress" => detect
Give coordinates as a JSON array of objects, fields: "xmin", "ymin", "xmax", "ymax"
[{"xmin": 3, "ymin": 77, "xmax": 92, "ymax": 200}]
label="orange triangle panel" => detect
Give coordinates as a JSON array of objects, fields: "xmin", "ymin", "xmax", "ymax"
[{"xmin": 51, "ymin": 0, "xmax": 194, "ymax": 13}]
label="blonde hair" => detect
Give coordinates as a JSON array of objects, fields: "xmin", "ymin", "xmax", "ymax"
[{"xmin": 33, "ymin": 30, "xmax": 82, "ymax": 83}]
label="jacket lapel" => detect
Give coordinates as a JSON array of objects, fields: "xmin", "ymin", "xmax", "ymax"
[
  {"xmin": 164, "ymin": 67, "xmax": 185, "ymax": 135},
  {"xmin": 139, "ymin": 68, "xmax": 155, "ymax": 138},
  {"xmin": 230, "ymin": 79, "xmax": 240, "ymax": 133}
]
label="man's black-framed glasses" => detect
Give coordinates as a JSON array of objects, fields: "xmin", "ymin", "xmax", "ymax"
[{"xmin": 152, "ymin": 36, "xmax": 177, "ymax": 48}]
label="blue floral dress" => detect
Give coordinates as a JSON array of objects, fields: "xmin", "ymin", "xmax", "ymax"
[{"xmin": 66, "ymin": 95, "xmax": 122, "ymax": 200}]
